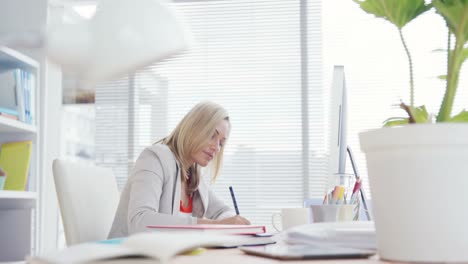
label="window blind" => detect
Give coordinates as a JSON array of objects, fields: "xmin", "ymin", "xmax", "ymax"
[
  {"xmin": 67, "ymin": 0, "xmax": 468, "ymax": 237},
  {"xmin": 94, "ymin": 0, "xmax": 326, "ymax": 228}
]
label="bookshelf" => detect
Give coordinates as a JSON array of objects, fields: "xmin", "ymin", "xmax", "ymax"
[
  {"xmin": 0, "ymin": 190, "xmax": 37, "ymax": 199},
  {"xmin": 0, "ymin": 46, "xmax": 39, "ymax": 71},
  {"xmin": 0, "ymin": 115, "xmax": 37, "ymax": 133},
  {"xmin": 0, "ymin": 46, "xmax": 40, "ymax": 262}
]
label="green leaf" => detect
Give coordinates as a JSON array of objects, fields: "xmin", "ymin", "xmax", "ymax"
[
  {"xmin": 433, "ymin": 0, "xmax": 468, "ymax": 43},
  {"xmin": 354, "ymin": 0, "xmax": 431, "ymax": 29},
  {"xmin": 383, "ymin": 117, "xmax": 409, "ymax": 127},
  {"xmin": 408, "ymin": 105, "xmax": 430, "ymax": 123},
  {"xmin": 448, "ymin": 109, "xmax": 468, "ymax": 122}
]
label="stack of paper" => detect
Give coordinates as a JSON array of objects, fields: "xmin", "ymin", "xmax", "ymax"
[{"xmin": 284, "ymin": 221, "xmax": 376, "ymax": 250}]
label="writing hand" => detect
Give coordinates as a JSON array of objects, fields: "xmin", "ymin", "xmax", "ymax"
[
  {"xmin": 198, "ymin": 215, "xmax": 251, "ymax": 225},
  {"xmin": 216, "ymin": 215, "xmax": 251, "ymax": 225}
]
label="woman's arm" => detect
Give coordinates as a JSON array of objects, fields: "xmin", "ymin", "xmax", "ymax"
[
  {"xmin": 205, "ymin": 187, "xmax": 235, "ymax": 219},
  {"xmin": 126, "ymin": 150, "xmax": 197, "ymax": 234}
]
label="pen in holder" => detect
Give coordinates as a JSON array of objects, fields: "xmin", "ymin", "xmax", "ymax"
[{"xmin": 312, "ymin": 173, "xmax": 361, "ymax": 222}]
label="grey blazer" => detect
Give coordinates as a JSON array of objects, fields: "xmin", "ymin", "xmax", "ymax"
[{"xmin": 108, "ymin": 144, "xmax": 235, "ymax": 239}]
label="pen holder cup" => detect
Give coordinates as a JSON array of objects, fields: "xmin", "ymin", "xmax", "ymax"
[{"xmin": 310, "ymin": 203, "xmax": 359, "ymax": 223}]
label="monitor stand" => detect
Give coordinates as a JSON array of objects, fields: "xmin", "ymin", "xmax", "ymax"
[{"xmin": 347, "ymin": 146, "xmax": 372, "ymax": 220}]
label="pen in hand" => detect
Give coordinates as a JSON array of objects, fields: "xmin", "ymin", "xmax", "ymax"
[{"xmin": 229, "ymin": 186, "xmax": 240, "ymax": 215}]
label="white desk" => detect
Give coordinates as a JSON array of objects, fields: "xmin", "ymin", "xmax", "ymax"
[{"xmin": 6, "ymin": 248, "xmax": 400, "ymax": 264}]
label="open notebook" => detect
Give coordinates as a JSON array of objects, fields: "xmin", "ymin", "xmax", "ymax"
[{"xmin": 27, "ymin": 232, "xmax": 275, "ymax": 264}]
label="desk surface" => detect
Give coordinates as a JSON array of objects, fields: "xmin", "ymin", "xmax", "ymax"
[
  {"xmin": 4, "ymin": 248, "xmax": 399, "ymax": 264},
  {"xmin": 169, "ymin": 248, "xmax": 396, "ymax": 264}
]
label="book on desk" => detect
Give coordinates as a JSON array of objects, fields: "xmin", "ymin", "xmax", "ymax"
[{"xmin": 146, "ymin": 224, "xmax": 266, "ymax": 235}]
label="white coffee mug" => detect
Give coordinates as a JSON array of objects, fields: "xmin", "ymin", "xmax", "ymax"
[{"xmin": 271, "ymin": 208, "xmax": 311, "ymax": 232}]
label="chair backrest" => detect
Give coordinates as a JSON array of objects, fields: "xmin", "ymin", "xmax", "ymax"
[{"xmin": 52, "ymin": 159, "xmax": 119, "ymax": 245}]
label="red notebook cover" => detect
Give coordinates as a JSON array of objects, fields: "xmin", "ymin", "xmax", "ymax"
[{"xmin": 146, "ymin": 224, "xmax": 266, "ymax": 235}]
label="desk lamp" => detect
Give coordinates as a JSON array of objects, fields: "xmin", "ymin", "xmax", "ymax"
[{"xmin": 0, "ymin": 0, "xmax": 188, "ymax": 82}]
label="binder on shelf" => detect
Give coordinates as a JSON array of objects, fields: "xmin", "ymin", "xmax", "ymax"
[
  {"xmin": 21, "ymin": 70, "xmax": 35, "ymax": 125},
  {"xmin": 0, "ymin": 68, "xmax": 35, "ymax": 125},
  {"xmin": 23, "ymin": 71, "xmax": 29, "ymax": 123},
  {"xmin": 0, "ymin": 141, "xmax": 32, "ymax": 191},
  {"xmin": 14, "ymin": 69, "xmax": 26, "ymax": 122},
  {"xmin": 0, "ymin": 69, "xmax": 20, "ymax": 117},
  {"xmin": 30, "ymin": 74, "xmax": 36, "ymax": 124},
  {"xmin": 25, "ymin": 72, "xmax": 32, "ymax": 124},
  {"xmin": 22, "ymin": 70, "xmax": 33, "ymax": 124}
]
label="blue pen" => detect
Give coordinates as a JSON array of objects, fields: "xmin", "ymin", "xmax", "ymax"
[{"xmin": 229, "ymin": 186, "xmax": 240, "ymax": 215}]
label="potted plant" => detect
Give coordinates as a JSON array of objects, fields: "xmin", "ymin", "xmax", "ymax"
[{"xmin": 354, "ymin": 0, "xmax": 468, "ymax": 262}]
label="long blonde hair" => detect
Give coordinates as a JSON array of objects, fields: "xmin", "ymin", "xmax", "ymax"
[{"xmin": 159, "ymin": 101, "xmax": 230, "ymax": 195}]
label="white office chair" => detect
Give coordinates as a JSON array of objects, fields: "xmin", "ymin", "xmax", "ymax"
[{"xmin": 52, "ymin": 159, "xmax": 120, "ymax": 246}]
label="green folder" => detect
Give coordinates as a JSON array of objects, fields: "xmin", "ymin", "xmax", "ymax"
[{"xmin": 0, "ymin": 141, "xmax": 32, "ymax": 191}]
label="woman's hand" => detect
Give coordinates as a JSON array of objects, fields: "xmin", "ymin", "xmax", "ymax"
[
  {"xmin": 217, "ymin": 215, "xmax": 251, "ymax": 225},
  {"xmin": 198, "ymin": 215, "xmax": 251, "ymax": 225}
]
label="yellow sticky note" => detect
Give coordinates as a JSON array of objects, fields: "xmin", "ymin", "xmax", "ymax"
[{"xmin": 182, "ymin": 247, "xmax": 206, "ymax": 256}]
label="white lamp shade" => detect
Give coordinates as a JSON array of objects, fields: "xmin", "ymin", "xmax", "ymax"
[{"xmin": 46, "ymin": 0, "xmax": 188, "ymax": 82}]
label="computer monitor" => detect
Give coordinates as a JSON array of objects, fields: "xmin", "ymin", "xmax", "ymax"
[
  {"xmin": 328, "ymin": 65, "xmax": 371, "ymax": 220},
  {"xmin": 329, "ymin": 65, "xmax": 347, "ymax": 176}
]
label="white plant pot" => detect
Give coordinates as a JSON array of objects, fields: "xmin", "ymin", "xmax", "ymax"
[{"xmin": 360, "ymin": 123, "xmax": 468, "ymax": 262}]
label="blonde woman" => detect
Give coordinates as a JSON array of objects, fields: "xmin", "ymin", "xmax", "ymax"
[{"xmin": 108, "ymin": 101, "xmax": 250, "ymax": 238}]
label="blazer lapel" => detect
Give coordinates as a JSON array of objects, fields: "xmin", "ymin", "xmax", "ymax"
[{"xmin": 196, "ymin": 178, "xmax": 209, "ymax": 217}]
